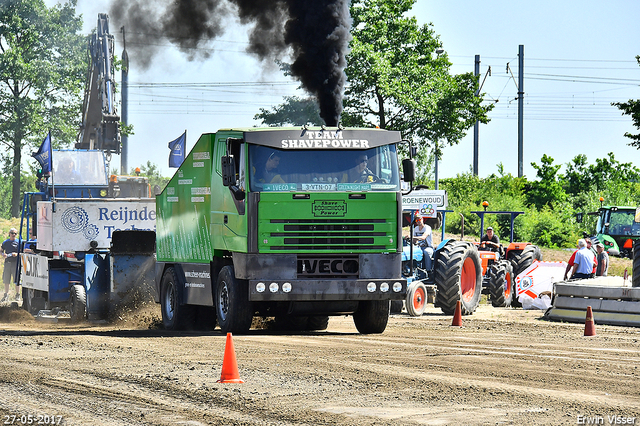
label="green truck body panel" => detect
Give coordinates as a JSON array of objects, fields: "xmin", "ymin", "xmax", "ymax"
[{"xmin": 157, "ymin": 127, "xmax": 404, "ymax": 263}]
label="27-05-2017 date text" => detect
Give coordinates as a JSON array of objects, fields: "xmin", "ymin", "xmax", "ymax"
[{"xmin": 3, "ymin": 415, "xmax": 63, "ymax": 425}]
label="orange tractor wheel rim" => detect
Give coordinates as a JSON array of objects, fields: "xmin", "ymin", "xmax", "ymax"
[
  {"xmin": 412, "ymin": 287, "xmax": 426, "ymax": 311},
  {"xmin": 505, "ymin": 272, "xmax": 512, "ymax": 298},
  {"xmin": 461, "ymin": 257, "xmax": 477, "ymax": 303}
]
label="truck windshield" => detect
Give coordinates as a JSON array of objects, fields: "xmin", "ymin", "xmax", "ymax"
[
  {"xmin": 248, "ymin": 145, "xmax": 400, "ymax": 192},
  {"xmin": 52, "ymin": 150, "xmax": 108, "ymax": 186}
]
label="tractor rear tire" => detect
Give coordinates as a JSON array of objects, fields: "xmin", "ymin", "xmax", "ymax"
[
  {"xmin": 406, "ymin": 282, "xmax": 428, "ymax": 316},
  {"xmin": 434, "ymin": 241, "xmax": 483, "ymax": 315},
  {"xmin": 489, "ymin": 260, "xmax": 514, "ymax": 307},
  {"xmin": 353, "ymin": 300, "xmax": 390, "ymax": 334}
]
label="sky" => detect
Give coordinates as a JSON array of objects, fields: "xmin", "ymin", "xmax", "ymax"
[{"xmin": 44, "ymin": 0, "xmax": 640, "ymax": 181}]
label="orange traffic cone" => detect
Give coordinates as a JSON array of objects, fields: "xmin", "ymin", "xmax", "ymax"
[
  {"xmin": 584, "ymin": 306, "xmax": 596, "ymax": 337},
  {"xmin": 451, "ymin": 300, "xmax": 462, "ymax": 327},
  {"xmin": 217, "ymin": 333, "xmax": 244, "ymax": 383}
]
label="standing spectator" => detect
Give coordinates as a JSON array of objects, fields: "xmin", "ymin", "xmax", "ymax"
[
  {"xmin": 1, "ymin": 228, "xmax": 21, "ymax": 302},
  {"xmin": 595, "ymin": 243, "xmax": 609, "ymax": 277},
  {"xmin": 564, "ymin": 239, "xmax": 598, "ymax": 280},
  {"xmin": 568, "ymin": 239, "xmax": 595, "ymax": 280}
]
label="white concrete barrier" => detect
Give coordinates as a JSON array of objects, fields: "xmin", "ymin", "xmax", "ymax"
[{"xmin": 545, "ymin": 278, "xmax": 640, "ymax": 327}]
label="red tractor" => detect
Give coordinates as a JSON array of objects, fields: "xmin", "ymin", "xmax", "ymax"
[{"xmin": 472, "ymin": 206, "xmax": 542, "ymax": 308}]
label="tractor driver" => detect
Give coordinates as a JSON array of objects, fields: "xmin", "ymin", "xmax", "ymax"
[
  {"xmin": 412, "ymin": 214, "xmax": 434, "ymax": 270},
  {"xmin": 480, "ymin": 227, "xmax": 501, "ymax": 254}
]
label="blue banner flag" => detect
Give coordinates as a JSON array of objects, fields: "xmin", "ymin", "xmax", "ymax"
[
  {"xmin": 32, "ymin": 131, "xmax": 52, "ymax": 174},
  {"xmin": 168, "ymin": 131, "xmax": 186, "ymax": 168}
]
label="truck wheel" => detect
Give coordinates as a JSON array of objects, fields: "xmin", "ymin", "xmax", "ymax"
[
  {"xmin": 353, "ymin": 300, "xmax": 390, "ymax": 334},
  {"xmin": 69, "ymin": 285, "xmax": 87, "ymax": 323},
  {"xmin": 511, "ymin": 245, "xmax": 542, "ymax": 307},
  {"xmin": 406, "ymin": 282, "xmax": 428, "ymax": 316},
  {"xmin": 160, "ymin": 267, "xmax": 195, "ymax": 330},
  {"xmin": 22, "ymin": 288, "xmax": 32, "ymax": 314},
  {"xmin": 307, "ymin": 316, "xmax": 329, "ymax": 331},
  {"xmin": 216, "ymin": 265, "xmax": 253, "ymax": 334},
  {"xmin": 390, "ymin": 300, "xmax": 404, "ymax": 314},
  {"xmin": 434, "ymin": 241, "xmax": 482, "ymax": 315},
  {"xmin": 489, "ymin": 261, "xmax": 514, "ymax": 307}
]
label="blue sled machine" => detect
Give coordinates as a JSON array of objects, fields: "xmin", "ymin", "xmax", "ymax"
[{"xmin": 18, "ymin": 150, "xmax": 156, "ymax": 321}]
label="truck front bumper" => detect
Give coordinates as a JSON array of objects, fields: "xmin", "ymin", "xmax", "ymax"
[{"xmin": 249, "ymin": 279, "xmax": 406, "ymax": 301}]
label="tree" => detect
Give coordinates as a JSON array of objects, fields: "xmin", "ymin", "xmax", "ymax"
[
  {"xmin": 613, "ymin": 56, "xmax": 640, "ymax": 148},
  {"xmin": 0, "ymin": 0, "xmax": 86, "ymax": 217},
  {"xmin": 564, "ymin": 154, "xmax": 591, "ymax": 196},
  {"xmin": 526, "ymin": 154, "xmax": 566, "ymax": 209},
  {"xmin": 255, "ymin": 96, "xmax": 323, "ymax": 126},
  {"xmin": 344, "ymin": 0, "xmax": 493, "ymax": 165},
  {"xmin": 131, "ymin": 161, "xmax": 170, "ymax": 191},
  {"xmin": 564, "ymin": 152, "xmax": 640, "ymax": 196}
]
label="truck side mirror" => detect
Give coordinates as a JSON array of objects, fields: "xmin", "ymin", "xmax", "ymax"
[
  {"xmin": 402, "ymin": 158, "xmax": 416, "ymax": 182},
  {"xmin": 221, "ymin": 156, "xmax": 236, "ymax": 187}
]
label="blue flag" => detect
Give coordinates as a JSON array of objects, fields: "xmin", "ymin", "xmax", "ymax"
[
  {"xmin": 168, "ymin": 131, "xmax": 186, "ymax": 168},
  {"xmin": 32, "ymin": 131, "xmax": 52, "ymax": 174}
]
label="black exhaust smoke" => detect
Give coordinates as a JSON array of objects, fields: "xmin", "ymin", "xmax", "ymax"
[{"xmin": 108, "ymin": 0, "xmax": 351, "ymax": 126}]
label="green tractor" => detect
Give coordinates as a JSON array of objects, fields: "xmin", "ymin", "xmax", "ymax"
[{"xmin": 585, "ymin": 202, "xmax": 640, "ymax": 259}]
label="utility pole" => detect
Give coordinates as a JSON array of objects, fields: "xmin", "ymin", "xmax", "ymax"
[
  {"xmin": 517, "ymin": 44, "xmax": 524, "ymax": 177},
  {"xmin": 473, "ymin": 55, "xmax": 480, "ymax": 176},
  {"xmin": 121, "ymin": 26, "xmax": 129, "ymax": 175}
]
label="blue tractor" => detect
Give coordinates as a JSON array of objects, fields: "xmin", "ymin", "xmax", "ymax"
[{"xmin": 394, "ymin": 209, "xmax": 483, "ymax": 317}]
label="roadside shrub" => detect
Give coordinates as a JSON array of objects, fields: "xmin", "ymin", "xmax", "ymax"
[{"xmin": 519, "ymin": 205, "xmax": 580, "ymax": 248}]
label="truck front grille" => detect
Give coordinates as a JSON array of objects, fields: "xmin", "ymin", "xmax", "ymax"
[{"xmin": 266, "ymin": 219, "xmax": 389, "ymax": 251}]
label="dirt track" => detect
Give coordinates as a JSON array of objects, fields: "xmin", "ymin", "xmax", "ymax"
[{"xmin": 0, "ymin": 301, "xmax": 639, "ymax": 426}]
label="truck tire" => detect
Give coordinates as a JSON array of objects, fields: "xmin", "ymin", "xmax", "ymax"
[
  {"xmin": 511, "ymin": 245, "xmax": 542, "ymax": 307},
  {"xmin": 489, "ymin": 260, "xmax": 514, "ymax": 308},
  {"xmin": 390, "ymin": 300, "xmax": 403, "ymax": 314},
  {"xmin": 216, "ymin": 265, "xmax": 253, "ymax": 334},
  {"xmin": 161, "ymin": 267, "xmax": 195, "ymax": 330},
  {"xmin": 69, "ymin": 284, "xmax": 87, "ymax": 323},
  {"xmin": 22, "ymin": 288, "xmax": 32, "ymax": 314},
  {"xmin": 406, "ymin": 282, "xmax": 428, "ymax": 316},
  {"xmin": 353, "ymin": 300, "xmax": 391, "ymax": 334},
  {"xmin": 353, "ymin": 300, "xmax": 390, "ymax": 334},
  {"xmin": 434, "ymin": 241, "xmax": 482, "ymax": 315},
  {"xmin": 307, "ymin": 316, "xmax": 330, "ymax": 331}
]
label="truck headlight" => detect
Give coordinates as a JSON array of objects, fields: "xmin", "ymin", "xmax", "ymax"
[
  {"xmin": 282, "ymin": 282, "xmax": 292, "ymax": 293},
  {"xmin": 393, "ymin": 282, "xmax": 403, "ymax": 292},
  {"xmin": 380, "ymin": 282, "xmax": 389, "ymax": 292},
  {"xmin": 269, "ymin": 282, "xmax": 279, "ymax": 293},
  {"xmin": 367, "ymin": 282, "xmax": 376, "ymax": 292},
  {"xmin": 256, "ymin": 282, "xmax": 266, "ymax": 293}
]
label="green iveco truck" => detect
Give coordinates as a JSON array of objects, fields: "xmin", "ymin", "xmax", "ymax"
[{"xmin": 155, "ymin": 127, "xmax": 411, "ymax": 334}]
